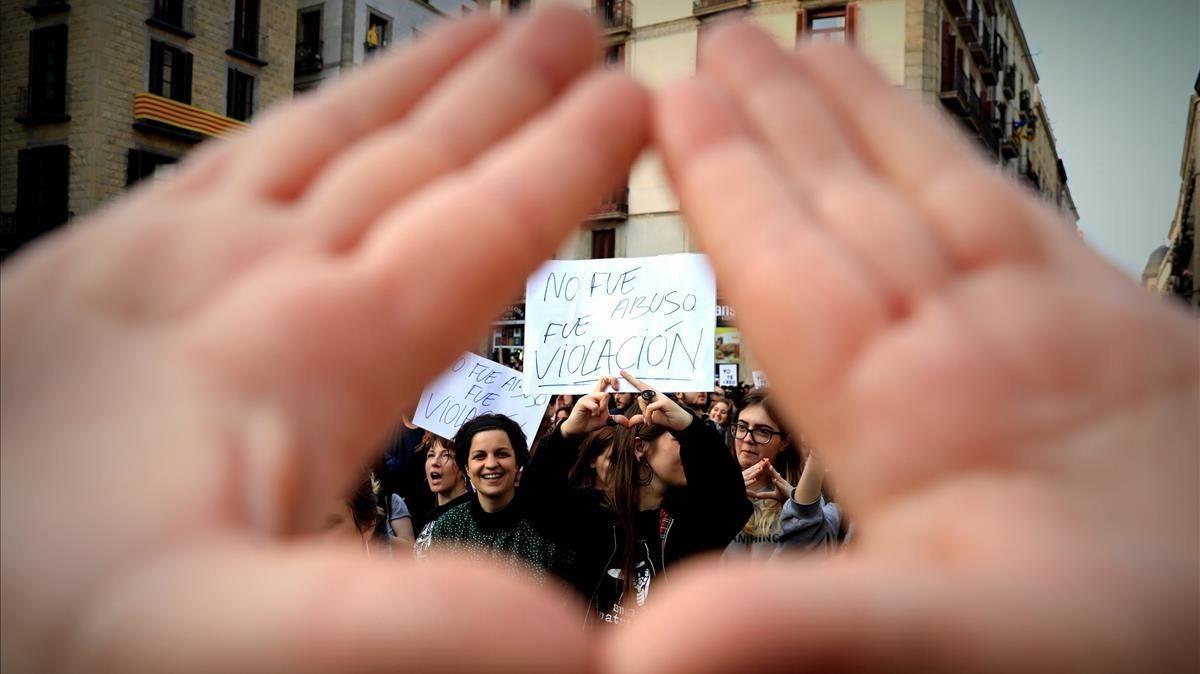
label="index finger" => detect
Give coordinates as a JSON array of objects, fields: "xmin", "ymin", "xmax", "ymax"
[{"xmin": 619, "ymin": 370, "xmax": 653, "ymax": 392}]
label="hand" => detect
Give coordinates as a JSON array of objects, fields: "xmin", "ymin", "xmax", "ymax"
[
  {"xmin": 1, "ymin": 8, "xmax": 648, "ymax": 672},
  {"xmin": 619, "ymin": 370, "xmax": 693, "ymax": 431},
  {"xmin": 559, "ymin": 376, "xmax": 632, "ymax": 437},
  {"xmin": 609, "ymin": 22, "xmax": 1199, "ymax": 673}
]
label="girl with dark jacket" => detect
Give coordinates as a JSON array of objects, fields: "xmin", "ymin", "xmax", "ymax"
[{"xmin": 522, "ymin": 371, "xmax": 752, "ymax": 626}]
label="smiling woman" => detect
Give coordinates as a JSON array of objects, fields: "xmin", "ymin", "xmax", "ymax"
[{"xmin": 421, "ymin": 414, "xmax": 570, "ymax": 583}]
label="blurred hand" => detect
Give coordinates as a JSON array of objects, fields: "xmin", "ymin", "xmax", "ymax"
[
  {"xmin": 610, "ymin": 21, "xmax": 1199, "ymax": 673},
  {"xmin": 1, "ymin": 8, "xmax": 647, "ymax": 673}
]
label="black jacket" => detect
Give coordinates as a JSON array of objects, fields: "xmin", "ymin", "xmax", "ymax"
[{"xmin": 522, "ymin": 415, "xmax": 752, "ymax": 625}]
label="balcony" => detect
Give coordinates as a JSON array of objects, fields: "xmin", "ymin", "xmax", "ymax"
[
  {"xmin": 23, "ymin": 0, "xmax": 70, "ymax": 17},
  {"xmin": 146, "ymin": 0, "xmax": 195, "ymax": 38},
  {"xmin": 975, "ymin": 99, "xmax": 997, "ymax": 152},
  {"xmin": 963, "ymin": 84, "xmax": 982, "ymax": 132},
  {"xmin": 588, "ymin": 185, "xmax": 628, "ymax": 220},
  {"xmin": 975, "ymin": 25, "xmax": 995, "ymax": 83},
  {"xmin": 1002, "ymin": 65, "xmax": 1016, "ymax": 99},
  {"xmin": 995, "ymin": 103, "xmax": 1017, "ymax": 159},
  {"xmin": 944, "ymin": 0, "xmax": 965, "ymax": 19},
  {"xmin": 228, "ymin": 31, "xmax": 268, "ymax": 67},
  {"xmin": 132, "ymin": 92, "xmax": 246, "ymax": 144},
  {"xmin": 1019, "ymin": 89, "xmax": 1032, "ymax": 114},
  {"xmin": 956, "ymin": 0, "xmax": 979, "ymax": 43},
  {"xmin": 594, "ymin": 0, "xmax": 632, "ymax": 38},
  {"xmin": 295, "ymin": 40, "xmax": 323, "ymax": 76},
  {"xmin": 939, "ymin": 69, "xmax": 971, "ymax": 117},
  {"xmin": 693, "ymin": 0, "xmax": 749, "ymax": 18},
  {"xmin": 1020, "ymin": 158, "xmax": 1040, "ymax": 192},
  {"xmin": 15, "ymin": 84, "xmax": 71, "ymax": 125}
]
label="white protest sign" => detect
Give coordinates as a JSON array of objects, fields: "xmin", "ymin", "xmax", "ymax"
[
  {"xmin": 525, "ymin": 253, "xmax": 716, "ymax": 394},
  {"xmin": 414, "ymin": 352, "xmax": 551, "ymax": 444},
  {"xmin": 717, "ymin": 363, "xmax": 738, "ymax": 387},
  {"xmin": 752, "ymin": 370, "xmax": 770, "ymax": 390}
]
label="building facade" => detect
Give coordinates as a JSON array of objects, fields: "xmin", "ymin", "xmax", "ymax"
[
  {"xmin": 293, "ymin": 0, "xmax": 477, "ymax": 94},
  {"xmin": 1149, "ymin": 71, "xmax": 1199, "ymax": 308},
  {"xmin": 480, "ymin": 0, "xmax": 1078, "ymax": 385},
  {"xmin": 1, "ymin": 0, "xmax": 297, "ymax": 259}
]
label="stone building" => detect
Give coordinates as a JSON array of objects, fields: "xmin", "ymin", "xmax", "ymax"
[
  {"xmin": 1150, "ymin": 71, "xmax": 1199, "ymax": 308},
  {"xmin": 292, "ymin": 0, "xmax": 477, "ymax": 94},
  {"xmin": 478, "ymin": 0, "xmax": 1078, "ymax": 384},
  {"xmin": 1, "ymin": 0, "xmax": 297, "ymax": 259}
]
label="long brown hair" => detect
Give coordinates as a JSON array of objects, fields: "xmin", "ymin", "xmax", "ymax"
[
  {"xmin": 569, "ymin": 425, "xmax": 616, "ymax": 488},
  {"xmin": 605, "ymin": 422, "xmax": 671, "ymax": 599}
]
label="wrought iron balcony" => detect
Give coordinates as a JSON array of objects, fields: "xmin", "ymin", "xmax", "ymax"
[
  {"xmin": 594, "ymin": 0, "xmax": 632, "ymax": 36},
  {"xmin": 957, "ymin": 0, "xmax": 980, "ymax": 43},
  {"xmin": 975, "ymin": 25, "xmax": 995, "ymax": 83},
  {"xmin": 15, "ymin": 84, "xmax": 71, "ymax": 125},
  {"xmin": 693, "ymin": 0, "xmax": 749, "ymax": 17},
  {"xmin": 1002, "ymin": 65, "xmax": 1016, "ymax": 99},
  {"xmin": 588, "ymin": 186, "xmax": 629, "ymax": 220},
  {"xmin": 940, "ymin": 69, "xmax": 972, "ymax": 118},
  {"xmin": 295, "ymin": 40, "xmax": 323, "ymax": 75}
]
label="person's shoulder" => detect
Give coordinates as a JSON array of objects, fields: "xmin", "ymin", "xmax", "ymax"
[{"xmin": 431, "ymin": 501, "xmax": 474, "ymax": 533}]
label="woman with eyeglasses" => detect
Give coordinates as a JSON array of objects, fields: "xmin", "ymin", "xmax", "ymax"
[
  {"xmin": 724, "ymin": 389, "xmax": 842, "ymax": 559},
  {"xmin": 522, "ymin": 371, "xmax": 751, "ymax": 625}
]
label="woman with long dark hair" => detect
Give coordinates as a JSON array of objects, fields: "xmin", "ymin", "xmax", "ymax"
[{"xmin": 523, "ymin": 371, "xmax": 751, "ymax": 625}]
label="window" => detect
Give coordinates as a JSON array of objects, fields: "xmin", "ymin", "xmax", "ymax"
[
  {"xmin": 296, "ymin": 7, "xmax": 323, "ymax": 75},
  {"xmin": 592, "ymin": 229, "xmax": 615, "ymax": 259},
  {"xmin": 151, "ymin": 0, "xmax": 185, "ymax": 30},
  {"xmin": 803, "ymin": 4, "xmax": 856, "ymax": 43},
  {"xmin": 16, "ymin": 145, "xmax": 70, "ymax": 237},
  {"xmin": 126, "ymin": 148, "xmax": 177, "ymax": 186},
  {"xmin": 365, "ymin": 12, "xmax": 390, "ymax": 55},
  {"xmin": 22, "ymin": 25, "xmax": 68, "ymax": 121},
  {"xmin": 226, "ymin": 68, "xmax": 255, "ymax": 121},
  {"xmin": 232, "ymin": 0, "xmax": 261, "ymax": 57},
  {"xmin": 604, "ymin": 43, "xmax": 624, "ymax": 69},
  {"xmin": 149, "ymin": 41, "xmax": 192, "ymax": 103}
]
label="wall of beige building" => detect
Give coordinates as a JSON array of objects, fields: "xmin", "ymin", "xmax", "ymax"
[{"xmin": 1, "ymin": 0, "xmax": 296, "ymax": 220}]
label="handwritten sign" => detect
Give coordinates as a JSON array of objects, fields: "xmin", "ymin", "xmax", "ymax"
[
  {"xmin": 525, "ymin": 254, "xmax": 716, "ymax": 394},
  {"xmin": 717, "ymin": 363, "xmax": 739, "ymax": 387},
  {"xmin": 752, "ymin": 370, "xmax": 770, "ymax": 390},
  {"xmin": 414, "ymin": 352, "xmax": 551, "ymax": 444}
]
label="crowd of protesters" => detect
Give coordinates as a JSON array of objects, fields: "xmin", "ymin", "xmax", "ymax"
[{"xmin": 331, "ymin": 370, "xmax": 848, "ymax": 626}]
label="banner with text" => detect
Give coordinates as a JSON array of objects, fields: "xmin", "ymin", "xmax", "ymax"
[
  {"xmin": 415, "ymin": 352, "xmax": 551, "ymax": 443},
  {"xmin": 525, "ymin": 253, "xmax": 716, "ymax": 394}
]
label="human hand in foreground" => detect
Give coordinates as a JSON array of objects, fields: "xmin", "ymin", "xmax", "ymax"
[
  {"xmin": 0, "ymin": 8, "xmax": 647, "ymax": 672},
  {"xmin": 608, "ymin": 21, "xmax": 1199, "ymax": 672}
]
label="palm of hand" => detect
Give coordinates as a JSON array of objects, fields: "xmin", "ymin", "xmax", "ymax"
[{"xmin": 2, "ymin": 9, "xmax": 1196, "ymax": 674}]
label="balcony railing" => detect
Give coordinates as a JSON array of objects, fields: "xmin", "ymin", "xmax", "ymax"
[
  {"xmin": 693, "ymin": 0, "xmax": 749, "ymax": 17},
  {"xmin": 995, "ymin": 102, "xmax": 1017, "ymax": 159},
  {"xmin": 1019, "ymin": 89, "xmax": 1032, "ymax": 113},
  {"xmin": 295, "ymin": 40, "xmax": 323, "ymax": 75},
  {"xmin": 594, "ymin": 0, "xmax": 632, "ymax": 35},
  {"xmin": 974, "ymin": 24, "xmax": 994, "ymax": 82},
  {"xmin": 957, "ymin": 0, "xmax": 980, "ymax": 43},
  {"xmin": 1002, "ymin": 65, "xmax": 1016, "ymax": 99},
  {"xmin": 976, "ymin": 98, "xmax": 997, "ymax": 151},
  {"xmin": 1020, "ymin": 157, "xmax": 1040, "ymax": 192},
  {"xmin": 588, "ymin": 186, "xmax": 629, "ymax": 220},
  {"xmin": 15, "ymin": 84, "xmax": 71, "ymax": 125},
  {"xmin": 939, "ymin": 68, "xmax": 971, "ymax": 117}
]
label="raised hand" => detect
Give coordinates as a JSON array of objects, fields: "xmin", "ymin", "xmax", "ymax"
[
  {"xmin": 559, "ymin": 375, "xmax": 628, "ymax": 437},
  {"xmin": 611, "ymin": 21, "xmax": 1199, "ymax": 672},
  {"xmin": 620, "ymin": 370, "xmax": 694, "ymax": 431},
  {"xmin": 1, "ymin": 8, "xmax": 647, "ymax": 672}
]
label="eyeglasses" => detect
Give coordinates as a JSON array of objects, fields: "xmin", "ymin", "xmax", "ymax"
[{"xmin": 732, "ymin": 422, "xmax": 782, "ymax": 445}]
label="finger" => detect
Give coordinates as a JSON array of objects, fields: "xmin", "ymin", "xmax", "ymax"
[
  {"xmin": 624, "ymin": 414, "xmax": 646, "ymax": 426},
  {"xmin": 603, "ymin": 557, "xmax": 1175, "ymax": 674},
  {"xmin": 303, "ymin": 6, "xmax": 601, "ymax": 250},
  {"xmin": 701, "ymin": 23, "xmax": 953, "ymax": 310},
  {"xmin": 592, "ymin": 376, "xmax": 612, "ymax": 394},
  {"xmin": 186, "ymin": 72, "xmax": 649, "ymax": 530},
  {"xmin": 655, "ymin": 75, "xmax": 888, "ymax": 451},
  {"xmin": 790, "ymin": 41, "xmax": 1055, "ymax": 269},
  {"xmin": 66, "ymin": 544, "xmax": 589, "ymax": 674},
  {"xmin": 611, "ymin": 414, "xmax": 635, "ymax": 428},
  {"xmin": 227, "ymin": 13, "xmax": 503, "ymax": 201},
  {"xmin": 619, "ymin": 369, "xmax": 654, "ymax": 392}
]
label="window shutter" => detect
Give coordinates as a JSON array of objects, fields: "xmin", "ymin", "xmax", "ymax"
[
  {"xmin": 179, "ymin": 51, "xmax": 193, "ymax": 104},
  {"xmin": 226, "ymin": 68, "xmax": 236, "ymax": 117},
  {"xmin": 796, "ymin": 8, "xmax": 807, "ymax": 44},
  {"xmin": 149, "ymin": 42, "xmax": 164, "ymax": 95},
  {"xmin": 847, "ymin": 3, "xmax": 859, "ymax": 43}
]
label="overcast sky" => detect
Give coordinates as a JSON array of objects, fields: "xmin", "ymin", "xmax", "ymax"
[{"xmin": 1010, "ymin": 0, "xmax": 1199, "ymax": 277}]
